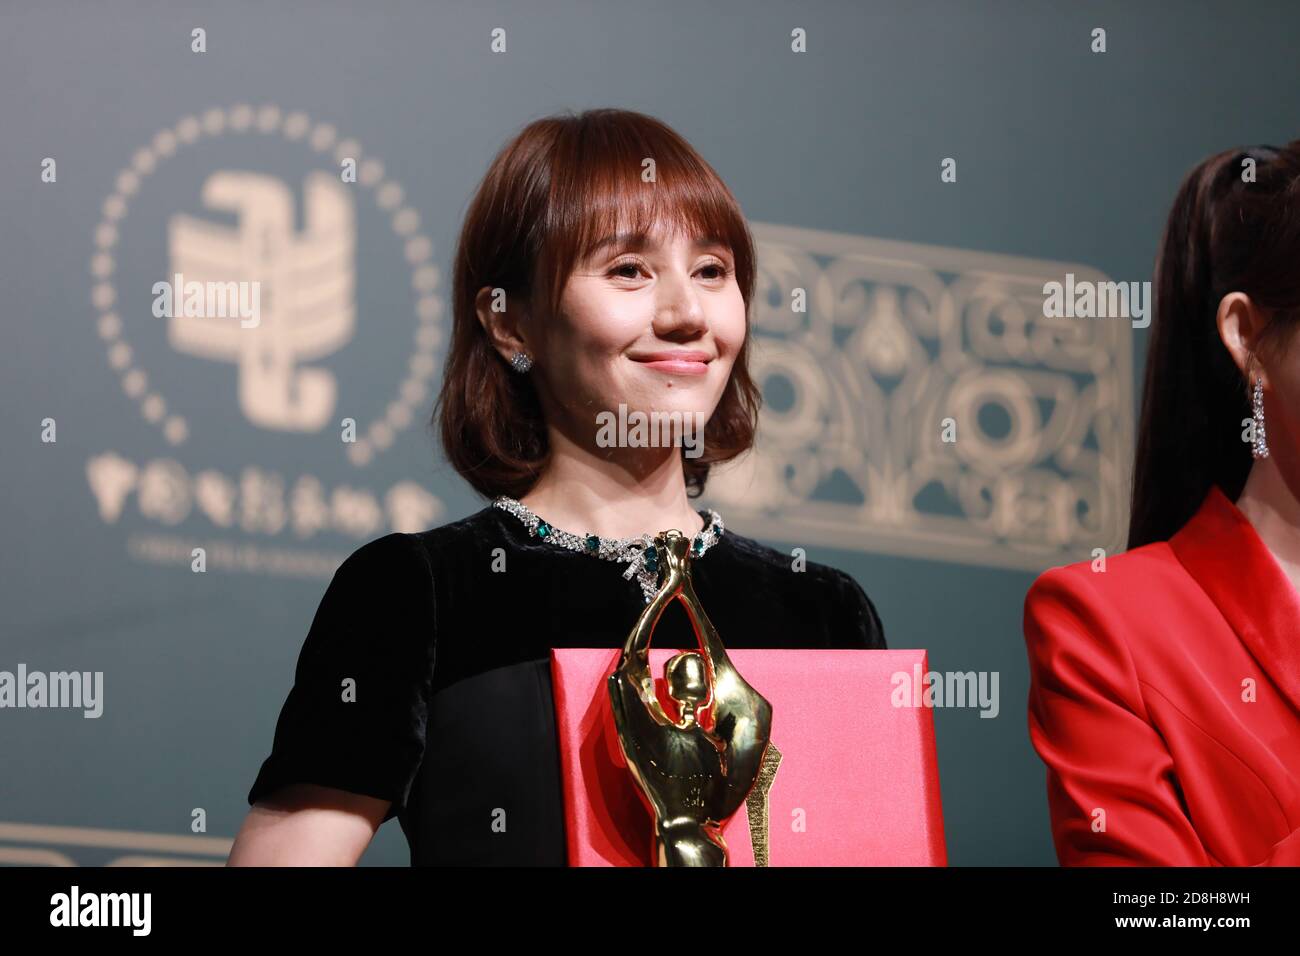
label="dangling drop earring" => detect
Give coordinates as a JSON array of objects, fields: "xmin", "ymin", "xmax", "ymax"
[{"xmin": 1252, "ymin": 376, "xmax": 1270, "ymax": 459}]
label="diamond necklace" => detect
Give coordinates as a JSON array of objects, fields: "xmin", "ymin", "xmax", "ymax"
[{"xmin": 492, "ymin": 496, "xmax": 725, "ymax": 603}]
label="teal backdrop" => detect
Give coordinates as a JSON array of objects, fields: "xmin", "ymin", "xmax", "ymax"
[{"xmin": 2, "ymin": 0, "xmax": 1297, "ymax": 865}]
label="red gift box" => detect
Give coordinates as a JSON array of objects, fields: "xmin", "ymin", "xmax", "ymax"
[{"xmin": 550, "ymin": 647, "xmax": 947, "ymax": 866}]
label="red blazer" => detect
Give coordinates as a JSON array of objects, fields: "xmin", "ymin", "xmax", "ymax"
[{"xmin": 1024, "ymin": 486, "xmax": 1300, "ymax": 866}]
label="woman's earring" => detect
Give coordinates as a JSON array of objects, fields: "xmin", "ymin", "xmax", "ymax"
[
  {"xmin": 1252, "ymin": 376, "xmax": 1270, "ymax": 459},
  {"xmin": 510, "ymin": 351, "xmax": 533, "ymax": 374}
]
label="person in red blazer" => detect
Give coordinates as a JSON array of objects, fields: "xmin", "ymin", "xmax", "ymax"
[{"xmin": 1024, "ymin": 141, "xmax": 1300, "ymax": 866}]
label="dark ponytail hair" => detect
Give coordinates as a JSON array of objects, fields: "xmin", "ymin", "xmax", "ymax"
[{"xmin": 1128, "ymin": 141, "xmax": 1300, "ymax": 549}]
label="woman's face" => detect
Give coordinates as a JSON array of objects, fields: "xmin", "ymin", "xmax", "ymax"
[{"xmin": 529, "ymin": 222, "xmax": 747, "ymax": 451}]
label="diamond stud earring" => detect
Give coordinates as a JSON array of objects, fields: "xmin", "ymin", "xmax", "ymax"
[
  {"xmin": 1252, "ymin": 376, "xmax": 1270, "ymax": 459},
  {"xmin": 510, "ymin": 351, "xmax": 533, "ymax": 374}
]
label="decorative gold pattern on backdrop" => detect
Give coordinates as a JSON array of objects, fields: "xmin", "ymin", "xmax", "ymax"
[{"xmin": 707, "ymin": 222, "xmax": 1135, "ymax": 572}]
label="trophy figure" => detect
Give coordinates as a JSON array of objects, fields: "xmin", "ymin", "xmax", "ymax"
[{"xmin": 608, "ymin": 528, "xmax": 774, "ymax": 866}]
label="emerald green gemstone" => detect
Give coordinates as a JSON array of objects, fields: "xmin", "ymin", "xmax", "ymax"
[
  {"xmin": 536, "ymin": 521, "xmax": 550, "ymax": 538},
  {"xmin": 643, "ymin": 547, "xmax": 658, "ymax": 571},
  {"xmin": 585, "ymin": 534, "xmax": 599, "ymax": 551}
]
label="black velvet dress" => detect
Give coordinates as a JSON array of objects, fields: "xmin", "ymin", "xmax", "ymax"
[{"xmin": 246, "ymin": 502, "xmax": 886, "ymax": 865}]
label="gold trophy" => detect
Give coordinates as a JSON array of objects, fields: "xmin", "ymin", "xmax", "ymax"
[{"xmin": 608, "ymin": 528, "xmax": 775, "ymax": 866}]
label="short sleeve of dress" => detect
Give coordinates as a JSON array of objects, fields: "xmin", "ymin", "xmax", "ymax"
[{"xmin": 247, "ymin": 532, "xmax": 436, "ymax": 824}]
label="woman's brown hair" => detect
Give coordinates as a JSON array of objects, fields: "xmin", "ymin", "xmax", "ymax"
[
  {"xmin": 434, "ymin": 108, "xmax": 761, "ymax": 500},
  {"xmin": 1128, "ymin": 140, "xmax": 1300, "ymax": 548}
]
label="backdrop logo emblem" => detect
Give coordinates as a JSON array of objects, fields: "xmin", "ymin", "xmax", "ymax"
[
  {"xmin": 88, "ymin": 104, "xmax": 441, "ymax": 467},
  {"xmin": 165, "ymin": 171, "xmax": 354, "ymax": 431}
]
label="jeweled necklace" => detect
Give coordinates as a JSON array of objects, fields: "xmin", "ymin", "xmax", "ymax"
[{"xmin": 492, "ymin": 496, "xmax": 725, "ymax": 603}]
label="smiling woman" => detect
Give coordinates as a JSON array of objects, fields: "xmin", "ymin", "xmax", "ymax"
[
  {"xmin": 229, "ymin": 108, "xmax": 887, "ymax": 867},
  {"xmin": 440, "ymin": 107, "xmax": 760, "ymax": 510}
]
